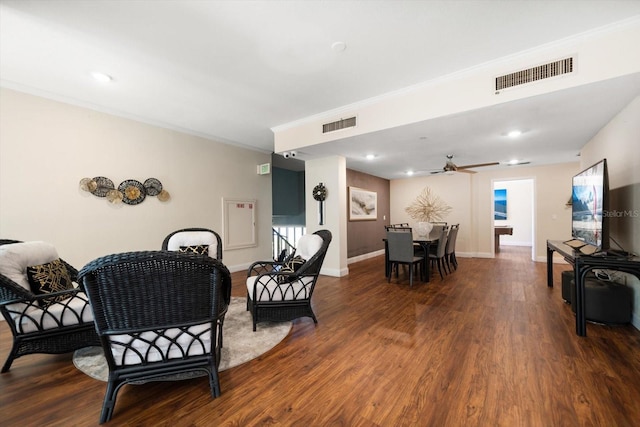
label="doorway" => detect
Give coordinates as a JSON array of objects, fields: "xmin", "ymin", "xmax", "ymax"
[{"xmin": 492, "ymin": 178, "xmax": 535, "ymax": 260}]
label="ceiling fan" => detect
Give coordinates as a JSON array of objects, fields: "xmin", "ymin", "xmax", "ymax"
[{"xmin": 431, "ymin": 155, "xmax": 500, "ymax": 174}]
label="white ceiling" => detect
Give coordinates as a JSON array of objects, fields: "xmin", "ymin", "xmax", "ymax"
[{"xmin": 2, "ymin": 0, "xmax": 640, "ymax": 179}]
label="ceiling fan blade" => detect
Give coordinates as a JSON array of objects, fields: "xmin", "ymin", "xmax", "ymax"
[
  {"xmin": 458, "ymin": 169, "xmax": 476, "ymax": 174},
  {"xmin": 457, "ymin": 161, "xmax": 500, "ymax": 169}
]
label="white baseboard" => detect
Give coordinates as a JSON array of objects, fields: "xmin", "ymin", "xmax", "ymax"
[
  {"xmin": 347, "ymin": 249, "xmax": 385, "ymax": 264},
  {"xmin": 227, "ymin": 262, "xmax": 255, "ymax": 273},
  {"xmin": 321, "ymin": 266, "xmax": 349, "ymax": 277}
]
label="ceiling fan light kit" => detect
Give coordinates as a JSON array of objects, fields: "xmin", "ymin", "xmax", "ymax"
[{"xmin": 432, "ymin": 155, "xmax": 500, "ymax": 175}]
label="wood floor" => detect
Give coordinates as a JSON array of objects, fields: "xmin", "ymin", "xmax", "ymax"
[{"xmin": 2, "ymin": 246, "xmax": 640, "ymax": 426}]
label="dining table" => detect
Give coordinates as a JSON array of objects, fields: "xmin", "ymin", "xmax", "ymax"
[{"xmin": 383, "ymin": 230, "xmax": 440, "ymax": 283}]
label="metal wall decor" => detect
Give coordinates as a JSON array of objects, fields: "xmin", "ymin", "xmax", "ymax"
[
  {"xmin": 79, "ymin": 176, "xmax": 170, "ymax": 205},
  {"xmin": 313, "ymin": 182, "xmax": 327, "ymax": 225}
]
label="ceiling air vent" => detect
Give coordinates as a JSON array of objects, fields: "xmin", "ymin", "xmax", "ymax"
[
  {"xmin": 495, "ymin": 57, "xmax": 573, "ymax": 91},
  {"xmin": 322, "ymin": 116, "xmax": 356, "ymax": 133}
]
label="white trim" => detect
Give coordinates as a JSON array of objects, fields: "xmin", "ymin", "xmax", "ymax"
[{"xmin": 348, "ymin": 249, "xmax": 385, "ymax": 264}]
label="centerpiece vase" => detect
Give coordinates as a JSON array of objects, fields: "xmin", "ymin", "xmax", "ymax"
[{"xmin": 417, "ymin": 221, "xmax": 433, "ymax": 236}]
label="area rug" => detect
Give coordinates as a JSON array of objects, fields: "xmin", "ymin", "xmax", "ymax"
[{"xmin": 73, "ymin": 296, "xmax": 291, "ymax": 381}]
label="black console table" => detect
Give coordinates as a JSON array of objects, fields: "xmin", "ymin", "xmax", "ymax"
[{"xmin": 547, "ymin": 240, "xmax": 640, "ymax": 337}]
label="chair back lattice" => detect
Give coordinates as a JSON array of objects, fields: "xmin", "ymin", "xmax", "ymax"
[{"xmin": 79, "ymin": 251, "xmax": 231, "ymax": 333}]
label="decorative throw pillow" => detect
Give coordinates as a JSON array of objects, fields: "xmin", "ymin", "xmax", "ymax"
[
  {"xmin": 277, "ymin": 255, "xmax": 305, "ymax": 283},
  {"xmin": 179, "ymin": 245, "xmax": 209, "ymax": 256},
  {"xmin": 26, "ymin": 259, "xmax": 74, "ymax": 308}
]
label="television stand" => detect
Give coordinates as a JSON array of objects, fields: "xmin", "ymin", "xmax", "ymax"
[{"xmin": 547, "ymin": 239, "xmax": 640, "ymax": 336}]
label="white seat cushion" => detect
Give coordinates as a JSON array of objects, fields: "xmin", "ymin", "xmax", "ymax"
[
  {"xmin": 8, "ymin": 293, "xmax": 94, "ymax": 333},
  {"xmin": 108, "ymin": 323, "xmax": 211, "ymax": 366},
  {"xmin": 246, "ymin": 275, "xmax": 314, "ymax": 301},
  {"xmin": 166, "ymin": 231, "xmax": 219, "ymax": 258}
]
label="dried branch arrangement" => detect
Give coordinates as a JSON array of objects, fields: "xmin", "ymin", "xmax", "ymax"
[{"xmin": 405, "ymin": 187, "xmax": 452, "ymax": 222}]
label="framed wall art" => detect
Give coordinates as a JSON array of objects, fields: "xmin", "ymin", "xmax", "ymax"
[
  {"xmin": 349, "ymin": 187, "xmax": 377, "ymax": 221},
  {"xmin": 494, "ymin": 188, "xmax": 507, "ymax": 220}
]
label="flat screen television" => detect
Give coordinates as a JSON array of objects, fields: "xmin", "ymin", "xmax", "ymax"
[{"xmin": 571, "ymin": 159, "xmax": 609, "ymax": 252}]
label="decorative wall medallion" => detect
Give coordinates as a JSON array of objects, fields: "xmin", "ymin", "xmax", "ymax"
[
  {"xmin": 80, "ymin": 176, "xmax": 168, "ymax": 205},
  {"xmin": 313, "ymin": 183, "xmax": 327, "ymax": 201},
  {"xmin": 313, "ymin": 182, "xmax": 327, "ymax": 225},
  {"xmin": 90, "ymin": 177, "xmax": 114, "ymax": 197},
  {"xmin": 106, "ymin": 189, "xmax": 124, "ymax": 204},
  {"xmin": 157, "ymin": 189, "xmax": 171, "ymax": 202},
  {"xmin": 143, "ymin": 178, "xmax": 163, "ymax": 196},
  {"xmin": 118, "ymin": 180, "xmax": 146, "ymax": 205}
]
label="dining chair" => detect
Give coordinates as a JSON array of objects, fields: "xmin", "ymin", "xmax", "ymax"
[
  {"xmin": 429, "ymin": 226, "xmax": 449, "ymax": 280},
  {"xmin": 445, "ymin": 224, "xmax": 459, "ymax": 273},
  {"xmin": 386, "ymin": 230, "xmax": 424, "ymax": 287}
]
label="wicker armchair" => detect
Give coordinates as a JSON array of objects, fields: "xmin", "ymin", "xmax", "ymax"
[
  {"xmin": 246, "ymin": 230, "xmax": 331, "ymax": 331},
  {"xmin": 0, "ymin": 240, "xmax": 99, "ymax": 373},
  {"xmin": 78, "ymin": 250, "xmax": 232, "ymax": 424},
  {"xmin": 161, "ymin": 227, "xmax": 223, "ymax": 260}
]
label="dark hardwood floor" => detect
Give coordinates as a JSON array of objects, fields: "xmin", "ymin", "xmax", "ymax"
[{"xmin": 2, "ymin": 246, "xmax": 640, "ymax": 426}]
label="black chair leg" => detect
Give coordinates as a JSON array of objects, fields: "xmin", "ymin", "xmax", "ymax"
[
  {"xmin": 100, "ymin": 380, "xmax": 118, "ymax": 424},
  {"xmin": 437, "ymin": 259, "xmax": 444, "ymax": 280},
  {"xmin": 409, "ymin": 264, "xmax": 413, "ymax": 287},
  {"xmin": 1, "ymin": 343, "xmax": 19, "ymax": 373}
]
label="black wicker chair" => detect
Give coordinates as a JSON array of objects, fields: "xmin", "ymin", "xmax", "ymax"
[
  {"xmin": 78, "ymin": 250, "xmax": 232, "ymax": 424},
  {"xmin": 0, "ymin": 240, "xmax": 99, "ymax": 373},
  {"xmin": 161, "ymin": 227, "xmax": 223, "ymax": 260},
  {"xmin": 246, "ymin": 230, "xmax": 331, "ymax": 331}
]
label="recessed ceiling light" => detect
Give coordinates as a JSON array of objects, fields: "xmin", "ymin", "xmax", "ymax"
[
  {"xmin": 406, "ymin": 170, "xmax": 414, "ymax": 176},
  {"xmin": 366, "ymin": 154, "xmax": 376, "ymax": 160},
  {"xmin": 331, "ymin": 41, "xmax": 347, "ymax": 52},
  {"xmin": 91, "ymin": 72, "xmax": 113, "ymax": 83},
  {"xmin": 507, "ymin": 130, "xmax": 522, "ymax": 138}
]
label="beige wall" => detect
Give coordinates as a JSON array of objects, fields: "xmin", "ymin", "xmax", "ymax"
[
  {"xmin": 580, "ymin": 95, "xmax": 640, "ymax": 328},
  {"xmin": 494, "ymin": 179, "xmax": 534, "ymax": 246},
  {"xmin": 391, "ymin": 162, "xmax": 580, "ymax": 261},
  {"xmin": 0, "ymin": 88, "xmax": 273, "ymax": 272}
]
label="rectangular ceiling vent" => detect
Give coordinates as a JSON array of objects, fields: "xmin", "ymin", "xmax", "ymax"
[
  {"xmin": 495, "ymin": 57, "xmax": 574, "ymax": 92},
  {"xmin": 322, "ymin": 116, "xmax": 356, "ymax": 133}
]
